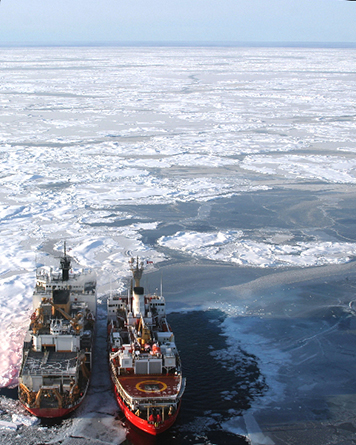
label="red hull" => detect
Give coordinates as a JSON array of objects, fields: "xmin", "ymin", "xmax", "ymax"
[
  {"xmin": 22, "ymin": 404, "xmax": 79, "ymax": 418},
  {"xmin": 113, "ymin": 381, "xmax": 180, "ymax": 435},
  {"xmin": 19, "ymin": 385, "xmax": 88, "ymax": 419},
  {"xmin": 19, "ymin": 391, "xmax": 86, "ymax": 419}
]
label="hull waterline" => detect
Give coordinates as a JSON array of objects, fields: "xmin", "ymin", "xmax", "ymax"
[{"xmin": 24, "ymin": 404, "xmax": 79, "ymax": 419}]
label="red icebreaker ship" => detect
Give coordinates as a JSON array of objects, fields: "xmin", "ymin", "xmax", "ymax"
[{"xmin": 107, "ymin": 258, "xmax": 186, "ymax": 435}]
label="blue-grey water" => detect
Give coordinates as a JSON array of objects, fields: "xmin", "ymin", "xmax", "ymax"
[{"xmin": 1, "ymin": 46, "xmax": 356, "ymax": 445}]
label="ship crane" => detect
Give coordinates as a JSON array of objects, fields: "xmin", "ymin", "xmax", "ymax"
[
  {"xmin": 31, "ymin": 300, "xmax": 83, "ymax": 335},
  {"xmin": 30, "ymin": 307, "xmax": 46, "ymax": 335},
  {"xmin": 137, "ymin": 315, "xmax": 152, "ymax": 346},
  {"xmin": 50, "ymin": 302, "xmax": 83, "ymax": 334}
]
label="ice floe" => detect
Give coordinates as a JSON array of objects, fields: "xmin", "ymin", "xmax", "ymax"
[
  {"xmin": 241, "ymin": 154, "xmax": 356, "ymax": 184},
  {"xmin": 158, "ymin": 230, "xmax": 356, "ymax": 267}
]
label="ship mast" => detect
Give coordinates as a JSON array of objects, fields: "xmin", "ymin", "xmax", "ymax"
[
  {"xmin": 60, "ymin": 241, "xmax": 71, "ymax": 282},
  {"xmin": 129, "ymin": 257, "xmax": 144, "ymax": 287}
]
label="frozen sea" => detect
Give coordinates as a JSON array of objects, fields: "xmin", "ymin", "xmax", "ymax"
[{"xmin": 1, "ymin": 46, "xmax": 356, "ymax": 445}]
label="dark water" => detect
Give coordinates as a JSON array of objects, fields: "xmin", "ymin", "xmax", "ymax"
[{"xmin": 0, "ymin": 387, "xmax": 17, "ymax": 399}]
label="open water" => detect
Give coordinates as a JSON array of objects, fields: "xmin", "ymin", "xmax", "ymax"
[{"xmin": 1, "ymin": 46, "xmax": 356, "ymax": 444}]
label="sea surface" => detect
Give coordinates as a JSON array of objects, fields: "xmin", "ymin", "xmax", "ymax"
[{"xmin": 1, "ymin": 46, "xmax": 356, "ymax": 444}]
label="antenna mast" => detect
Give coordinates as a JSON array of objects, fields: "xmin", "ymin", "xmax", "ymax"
[
  {"xmin": 129, "ymin": 257, "xmax": 144, "ymax": 287},
  {"xmin": 60, "ymin": 241, "xmax": 71, "ymax": 281}
]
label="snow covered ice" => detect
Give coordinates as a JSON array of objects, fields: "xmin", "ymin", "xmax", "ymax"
[{"xmin": 1, "ymin": 46, "xmax": 356, "ymax": 444}]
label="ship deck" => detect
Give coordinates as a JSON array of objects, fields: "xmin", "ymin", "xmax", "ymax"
[
  {"xmin": 118, "ymin": 374, "xmax": 181, "ymax": 400},
  {"xmin": 21, "ymin": 350, "xmax": 78, "ymax": 376}
]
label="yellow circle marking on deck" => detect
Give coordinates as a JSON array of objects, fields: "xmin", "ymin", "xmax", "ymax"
[{"xmin": 135, "ymin": 380, "xmax": 168, "ymax": 393}]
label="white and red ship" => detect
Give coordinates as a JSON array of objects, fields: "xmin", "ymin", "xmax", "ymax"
[
  {"xmin": 107, "ymin": 258, "xmax": 186, "ymax": 435},
  {"xmin": 18, "ymin": 243, "xmax": 97, "ymax": 418}
]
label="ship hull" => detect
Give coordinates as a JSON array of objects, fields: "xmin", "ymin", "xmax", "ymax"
[
  {"xmin": 19, "ymin": 384, "xmax": 88, "ymax": 419},
  {"xmin": 113, "ymin": 381, "xmax": 180, "ymax": 435},
  {"xmin": 23, "ymin": 404, "xmax": 80, "ymax": 419}
]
